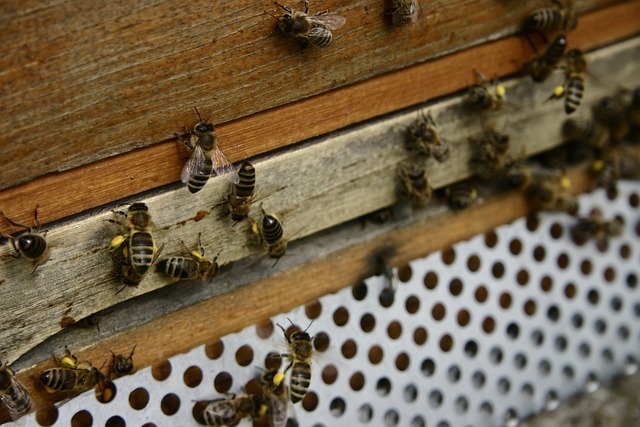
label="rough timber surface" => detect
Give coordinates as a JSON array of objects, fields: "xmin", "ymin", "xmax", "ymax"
[
  {"xmin": 1, "ymin": 37, "xmax": 639, "ymax": 369},
  {"xmin": 0, "ymin": 0, "xmax": 626, "ymax": 190},
  {"xmin": 0, "ymin": 1, "xmax": 639, "ymax": 232}
]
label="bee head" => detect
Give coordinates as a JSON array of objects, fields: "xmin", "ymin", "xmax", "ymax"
[{"xmin": 278, "ymin": 14, "xmax": 294, "ymax": 33}]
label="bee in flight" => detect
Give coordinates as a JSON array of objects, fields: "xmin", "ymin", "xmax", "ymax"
[
  {"xmin": 177, "ymin": 108, "xmax": 239, "ymax": 194},
  {"xmin": 40, "ymin": 348, "xmax": 105, "ymax": 394},
  {"xmin": 197, "ymin": 393, "xmax": 264, "ymax": 426},
  {"xmin": 0, "ymin": 205, "xmax": 50, "ymax": 274},
  {"xmin": 260, "ymin": 369, "xmax": 290, "ymax": 427},
  {"xmin": 397, "ymin": 162, "xmax": 432, "ymax": 208},
  {"xmin": 272, "ymin": 0, "xmax": 346, "ymax": 48},
  {"xmin": 0, "ymin": 360, "xmax": 33, "ymax": 423},
  {"xmin": 406, "ymin": 110, "xmax": 450, "ymax": 162},
  {"xmin": 526, "ymin": 0, "xmax": 577, "ymax": 33},
  {"xmin": 547, "ymin": 49, "xmax": 586, "ymax": 114},
  {"xmin": 109, "ymin": 345, "xmax": 136, "ymax": 378},
  {"xmin": 389, "ymin": 0, "xmax": 419, "ymax": 27},
  {"xmin": 156, "ymin": 233, "xmax": 219, "ymax": 283},
  {"xmin": 466, "ymin": 70, "xmax": 506, "ymax": 111},
  {"xmin": 277, "ymin": 319, "xmax": 314, "ymax": 404},
  {"xmin": 526, "ymin": 33, "xmax": 567, "ymax": 83},
  {"xmin": 251, "ymin": 207, "xmax": 288, "ymax": 259},
  {"xmin": 109, "ymin": 202, "xmax": 162, "ymax": 288}
]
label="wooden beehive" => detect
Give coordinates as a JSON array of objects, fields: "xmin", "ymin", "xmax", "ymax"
[{"xmin": 0, "ymin": 0, "xmax": 639, "ymax": 424}]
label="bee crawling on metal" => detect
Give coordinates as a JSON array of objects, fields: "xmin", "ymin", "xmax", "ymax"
[
  {"xmin": 269, "ymin": 0, "xmax": 346, "ymax": 49},
  {"xmin": 275, "ymin": 319, "xmax": 314, "ymax": 404},
  {"xmin": 0, "ymin": 205, "xmax": 51, "ymax": 274}
]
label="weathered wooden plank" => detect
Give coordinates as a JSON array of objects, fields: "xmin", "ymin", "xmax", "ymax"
[
  {"xmin": 0, "ymin": 1, "xmax": 638, "ymax": 232},
  {"xmin": 1, "ymin": 36, "xmax": 638, "ymax": 367},
  {"xmin": 0, "ymin": 0, "xmax": 626, "ymax": 190}
]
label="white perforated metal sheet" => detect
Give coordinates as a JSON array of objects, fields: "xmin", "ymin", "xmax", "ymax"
[{"xmin": 13, "ymin": 181, "xmax": 640, "ymax": 427}]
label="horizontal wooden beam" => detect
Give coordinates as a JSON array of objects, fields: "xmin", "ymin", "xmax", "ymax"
[
  {"xmin": 1, "ymin": 36, "xmax": 639, "ymax": 367},
  {"xmin": 0, "ymin": 1, "xmax": 638, "ymax": 231}
]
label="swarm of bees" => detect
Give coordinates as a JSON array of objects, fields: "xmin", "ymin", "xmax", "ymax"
[
  {"xmin": 271, "ymin": 0, "xmax": 346, "ymax": 48},
  {"xmin": 0, "ymin": 206, "xmax": 50, "ymax": 274}
]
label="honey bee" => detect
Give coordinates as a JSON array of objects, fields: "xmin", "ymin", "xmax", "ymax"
[
  {"xmin": 198, "ymin": 394, "xmax": 264, "ymax": 426},
  {"xmin": 251, "ymin": 208, "xmax": 287, "ymax": 259},
  {"xmin": 527, "ymin": 34, "xmax": 567, "ymax": 83},
  {"xmin": 156, "ymin": 234, "xmax": 219, "ymax": 282},
  {"xmin": 503, "ymin": 162, "xmax": 533, "ymax": 189},
  {"xmin": 397, "ymin": 162, "xmax": 432, "ymax": 208},
  {"xmin": 0, "ymin": 206, "xmax": 50, "ymax": 274},
  {"xmin": 406, "ymin": 110, "xmax": 450, "ymax": 162},
  {"xmin": 220, "ymin": 160, "xmax": 256, "ymax": 222},
  {"xmin": 0, "ymin": 360, "xmax": 33, "ymax": 422},
  {"xmin": 272, "ymin": 0, "xmax": 346, "ymax": 48},
  {"xmin": 562, "ymin": 117, "xmax": 609, "ymax": 149},
  {"xmin": 526, "ymin": 0, "xmax": 577, "ymax": 32},
  {"xmin": 571, "ymin": 208, "xmax": 623, "ymax": 245},
  {"xmin": 278, "ymin": 320, "xmax": 314, "ymax": 404},
  {"xmin": 466, "ymin": 71, "xmax": 506, "ymax": 111},
  {"xmin": 110, "ymin": 345, "xmax": 136, "ymax": 378},
  {"xmin": 445, "ymin": 182, "xmax": 479, "ymax": 210},
  {"xmin": 176, "ymin": 108, "xmax": 239, "ymax": 194},
  {"xmin": 109, "ymin": 202, "xmax": 162, "ymax": 281},
  {"xmin": 548, "ymin": 49, "xmax": 586, "ymax": 114},
  {"xmin": 628, "ymin": 87, "xmax": 640, "ymax": 141},
  {"xmin": 40, "ymin": 349, "xmax": 104, "ymax": 394},
  {"xmin": 526, "ymin": 174, "xmax": 579, "ymax": 215},
  {"xmin": 261, "ymin": 369, "xmax": 290, "ymax": 427},
  {"xmin": 389, "ymin": 0, "xmax": 419, "ymax": 27},
  {"xmin": 592, "ymin": 95, "xmax": 630, "ymax": 144},
  {"xmin": 470, "ymin": 128, "xmax": 511, "ymax": 179}
]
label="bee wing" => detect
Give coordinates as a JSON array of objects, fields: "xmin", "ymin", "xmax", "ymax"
[
  {"xmin": 268, "ymin": 393, "xmax": 290, "ymax": 427},
  {"xmin": 309, "ymin": 14, "xmax": 346, "ymax": 31},
  {"xmin": 0, "ymin": 382, "xmax": 33, "ymax": 424},
  {"xmin": 211, "ymin": 146, "xmax": 240, "ymax": 184},
  {"xmin": 181, "ymin": 144, "xmax": 207, "ymax": 184}
]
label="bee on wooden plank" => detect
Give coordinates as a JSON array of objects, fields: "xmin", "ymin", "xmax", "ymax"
[
  {"xmin": 40, "ymin": 348, "xmax": 104, "ymax": 394},
  {"xmin": 217, "ymin": 160, "xmax": 256, "ymax": 222},
  {"xmin": 406, "ymin": 110, "xmax": 450, "ymax": 162},
  {"xmin": 0, "ymin": 205, "xmax": 50, "ymax": 274},
  {"xmin": 470, "ymin": 127, "xmax": 511, "ymax": 180},
  {"xmin": 271, "ymin": 0, "xmax": 346, "ymax": 48},
  {"xmin": 251, "ymin": 207, "xmax": 288, "ymax": 260},
  {"xmin": 445, "ymin": 182, "xmax": 479, "ymax": 211},
  {"xmin": 397, "ymin": 162, "xmax": 433, "ymax": 208},
  {"xmin": 109, "ymin": 345, "xmax": 136, "ymax": 379},
  {"xmin": 0, "ymin": 360, "xmax": 33, "ymax": 423},
  {"xmin": 592, "ymin": 95, "xmax": 630, "ymax": 145},
  {"xmin": 503, "ymin": 161, "xmax": 533, "ymax": 189},
  {"xmin": 526, "ymin": 0, "xmax": 577, "ymax": 33},
  {"xmin": 526, "ymin": 174, "xmax": 579, "ymax": 215},
  {"xmin": 562, "ymin": 117, "xmax": 609, "ymax": 150},
  {"xmin": 156, "ymin": 234, "xmax": 219, "ymax": 283},
  {"xmin": 108, "ymin": 202, "xmax": 162, "ymax": 287},
  {"xmin": 389, "ymin": 0, "xmax": 419, "ymax": 27},
  {"xmin": 547, "ymin": 49, "xmax": 586, "ymax": 114},
  {"xmin": 176, "ymin": 108, "xmax": 239, "ymax": 194},
  {"xmin": 465, "ymin": 71, "xmax": 506, "ymax": 111},
  {"xmin": 526, "ymin": 33, "xmax": 568, "ymax": 83}
]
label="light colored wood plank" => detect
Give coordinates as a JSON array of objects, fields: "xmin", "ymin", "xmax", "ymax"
[
  {"xmin": 0, "ymin": 1, "xmax": 638, "ymax": 231},
  {"xmin": 0, "ymin": 0, "xmax": 628, "ymax": 190},
  {"xmin": 1, "ymin": 36, "xmax": 639, "ymax": 368}
]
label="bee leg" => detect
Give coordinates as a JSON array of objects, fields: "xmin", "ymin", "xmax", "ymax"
[
  {"xmin": 303, "ymin": 0, "xmax": 309, "ymax": 14},
  {"xmin": 152, "ymin": 244, "xmax": 165, "ymax": 264},
  {"xmin": 1, "ymin": 234, "xmax": 21, "ymax": 258},
  {"xmin": 274, "ymin": 1, "xmax": 292, "ymax": 13},
  {"xmin": 0, "ymin": 212, "xmax": 32, "ymax": 232},
  {"xmin": 277, "ymin": 323, "xmax": 292, "ymax": 344}
]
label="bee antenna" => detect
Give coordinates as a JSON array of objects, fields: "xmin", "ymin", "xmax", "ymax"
[
  {"xmin": 303, "ymin": 319, "xmax": 315, "ymax": 332},
  {"xmin": 265, "ymin": 10, "xmax": 280, "ymax": 20},
  {"xmin": 193, "ymin": 107, "xmax": 203, "ymax": 122},
  {"xmin": 129, "ymin": 344, "xmax": 137, "ymax": 358}
]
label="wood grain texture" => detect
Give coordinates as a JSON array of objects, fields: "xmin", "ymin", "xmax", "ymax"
[
  {"xmin": 0, "ymin": 1, "xmax": 639, "ymax": 232},
  {"xmin": 9, "ymin": 164, "xmax": 601, "ymax": 419},
  {"xmin": 0, "ymin": 0, "xmax": 627, "ymax": 190},
  {"xmin": 1, "ymin": 36, "xmax": 639, "ymax": 368}
]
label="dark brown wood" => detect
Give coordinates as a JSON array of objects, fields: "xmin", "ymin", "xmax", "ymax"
[
  {"xmin": 0, "ymin": 1, "xmax": 638, "ymax": 232},
  {"xmin": 0, "ymin": 0, "xmax": 626, "ymax": 191}
]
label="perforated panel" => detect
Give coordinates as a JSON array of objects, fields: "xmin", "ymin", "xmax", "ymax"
[{"xmin": 15, "ymin": 181, "xmax": 640, "ymax": 427}]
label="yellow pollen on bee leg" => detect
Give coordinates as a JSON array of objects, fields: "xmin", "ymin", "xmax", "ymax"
[
  {"xmin": 274, "ymin": 371, "xmax": 285, "ymax": 387},
  {"xmin": 560, "ymin": 176, "xmax": 572, "ymax": 189}
]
